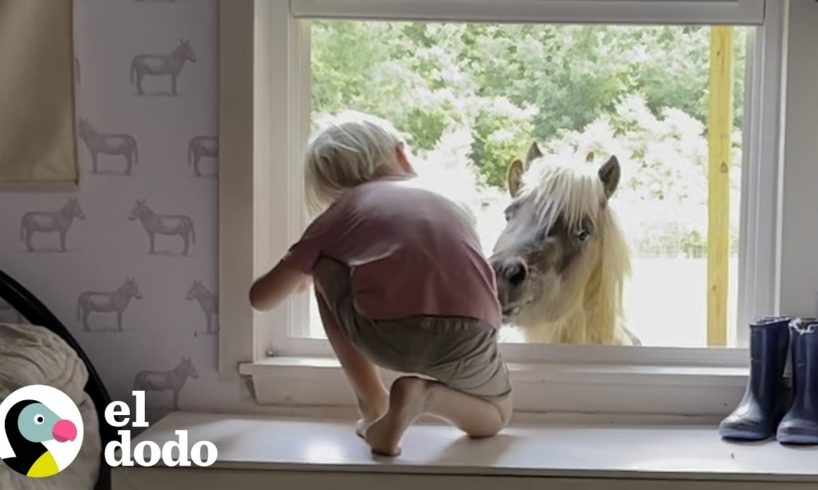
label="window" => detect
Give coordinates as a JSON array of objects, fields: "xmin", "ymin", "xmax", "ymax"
[
  {"xmin": 299, "ymin": 21, "xmax": 749, "ymax": 349},
  {"xmin": 220, "ymin": 0, "xmax": 792, "ymax": 416}
]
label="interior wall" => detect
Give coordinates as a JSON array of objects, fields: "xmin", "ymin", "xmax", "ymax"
[{"xmin": 0, "ymin": 0, "xmax": 251, "ymax": 418}]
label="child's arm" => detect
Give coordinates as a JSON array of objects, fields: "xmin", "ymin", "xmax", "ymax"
[{"xmin": 249, "ymin": 261, "xmax": 311, "ymax": 311}]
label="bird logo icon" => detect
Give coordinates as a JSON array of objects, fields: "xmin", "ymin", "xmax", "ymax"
[{"xmin": 0, "ymin": 385, "xmax": 83, "ymax": 478}]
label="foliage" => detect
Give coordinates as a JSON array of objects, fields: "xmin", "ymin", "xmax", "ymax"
[{"xmin": 311, "ymin": 20, "xmax": 748, "ymax": 257}]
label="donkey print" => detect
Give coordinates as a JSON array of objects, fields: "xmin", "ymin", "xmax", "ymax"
[
  {"xmin": 133, "ymin": 357, "xmax": 198, "ymax": 410},
  {"xmin": 186, "ymin": 280, "xmax": 218, "ymax": 335},
  {"xmin": 129, "ymin": 199, "xmax": 196, "ymax": 256},
  {"xmin": 20, "ymin": 198, "xmax": 85, "ymax": 252},
  {"xmin": 130, "ymin": 40, "xmax": 196, "ymax": 96},
  {"xmin": 188, "ymin": 136, "xmax": 218, "ymax": 177},
  {"xmin": 77, "ymin": 278, "xmax": 143, "ymax": 331},
  {"xmin": 78, "ymin": 119, "xmax": 139, "ymax": 175}
]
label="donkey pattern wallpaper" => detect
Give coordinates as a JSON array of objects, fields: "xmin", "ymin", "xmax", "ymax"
[{"xmin": 0, "ymin": 0, "xmax": 246, "ymax": 417}]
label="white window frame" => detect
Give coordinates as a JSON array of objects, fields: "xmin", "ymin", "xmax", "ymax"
[{"xmin": 220, "ymin": 0, "xmax": 800, "ymax": 419}]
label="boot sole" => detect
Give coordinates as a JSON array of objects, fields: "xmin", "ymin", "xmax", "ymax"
[
  {"xmin": 777, "ymin": 432, "xmax": 818, "ymax": 445},
  {"xmin": 719, "ymin": 428, "xmax": 772, "ymax": 441}
]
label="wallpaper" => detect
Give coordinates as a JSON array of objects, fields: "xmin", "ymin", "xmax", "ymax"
[{"xmin": 0, "ymin": 0, "xmax": 248, "ymax": 418}]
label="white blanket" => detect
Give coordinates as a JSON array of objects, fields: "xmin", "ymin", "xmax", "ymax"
[{"xmin": 0, "ymin": 323, "xmax": 100, "ymax": 490}]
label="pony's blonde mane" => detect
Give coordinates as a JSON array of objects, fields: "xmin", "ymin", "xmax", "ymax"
[
  {"xmin": 520, "ymin": 155, "xmax": 631, "ymax": 344},
  {"xmin": 521, "ymin": 155, "xmax": 606, "ymax": 232}
]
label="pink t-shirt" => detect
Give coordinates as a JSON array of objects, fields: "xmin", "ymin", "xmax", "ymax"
[{"xmin": 283, "ymin": 179, "xmax": 502, "ymax": 328}]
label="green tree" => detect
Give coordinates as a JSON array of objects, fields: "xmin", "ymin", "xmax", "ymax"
[{"xmin": 311, "ymin": 20, "xmax": 747, "ymax": 254}]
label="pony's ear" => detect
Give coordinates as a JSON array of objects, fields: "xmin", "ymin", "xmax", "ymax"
[
  {"xmin": 525, "ymin": 142, "xmax": 542, "ymax": 165},
  {"xmin": 507, "ymin": 159, "xmax": 525, "ymax": 198},
  {"xmin": 598, "ymin": 156, "xmax": 621, "ymax": 199}
]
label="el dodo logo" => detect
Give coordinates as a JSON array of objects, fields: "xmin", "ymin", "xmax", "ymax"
[
  {"xmin": 2, "ymin": 387, "xmax": 216, "ymax": 478},
  {"xmin": 0, "ymin": 385, "xmax": 82, "ymax": 478},
  {"xmin": 104, "ymin": 391, "xmax": 217, "ymax": 468}
]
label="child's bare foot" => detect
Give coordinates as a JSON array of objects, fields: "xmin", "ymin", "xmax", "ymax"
[
  {"xmin": 365, "ymin": 376, "xmax": 429, "ymax": 456},
  {"xmin": 355, "ymin": 417, "xmax": 378, "ymax": 439},
  {"xmin": 355, "ymin": 395, "xmax": 388, "ymax": 439}
]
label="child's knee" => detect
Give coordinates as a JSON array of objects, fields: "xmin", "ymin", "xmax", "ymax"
[{"xmin": 466, "ymin": 396, "xmax": 512, "ymax": 439}]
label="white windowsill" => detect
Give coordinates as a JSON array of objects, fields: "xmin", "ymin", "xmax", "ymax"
[
  {"xmin": 113, "ymin": 412, "xmax": 818, "ymax": 489},
  {"xmin": 239, "ymin": 356, "xmax": 750, "ymax": 420}
]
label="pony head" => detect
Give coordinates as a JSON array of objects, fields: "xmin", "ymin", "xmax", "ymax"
[
  {"xmin": 129, "ymin": 199, "xmax": 148, "ymax": 220},
  {"xmin": 65, "ymin": 198, "xmax": 85, "ymax": 219},
  {"xmin": 176, "ymin": 39, "xmax": 196, "ymax": 63},
  {"xmin": 490, "ymin": 143, "xmax": 630, "ymax": 341},
  {"xmin": 123, "ymin": 277, "xmax": 143, "ymax": 300},
  {"xmin": 77, "ymin": 118, "xmax": 93, "ymax": 138},
  {"xmin": 179, "ymin": 357, "xmax": 198, "ymax": 378},
  {"xmin": 186, "ymin": 280, "xmax": 204, "ymax": 300}
]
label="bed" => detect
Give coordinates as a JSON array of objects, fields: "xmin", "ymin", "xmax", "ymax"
[{"xmin": 0, "ymin": 269, "xmax": 113, "ymax": 490}]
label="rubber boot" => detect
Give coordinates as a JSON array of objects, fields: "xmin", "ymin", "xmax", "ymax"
[
  {"xmin": 776, "ymin": 319, "xmax": 818, "ymax": 444},
  {"xmin": 719, "ymin": 316, "xmax": 790, "ymax": 440}
]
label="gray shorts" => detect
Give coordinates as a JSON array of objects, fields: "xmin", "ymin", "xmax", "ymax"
[{"xmin": 314, "ymin": 259, "xmax": 512, "ymax": 399}]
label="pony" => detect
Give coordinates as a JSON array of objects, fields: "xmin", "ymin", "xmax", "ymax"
[
  {"xmin": 129, "ymin": 199, "xmax": 196, "ymax": 256},
  {"xmin": 77, "ymin": 118, "xmax": 139, "ymax": 175},
  {"xmin": 77, "ymin": 278, "xmax": 143, "ymax": 331},
  {"xmin": 188, "ymin": 136, "xmax": 218, "ymax": 177},
  {"xmin": 130, "ymin": 40, "xmax": 196, "ymax": 96},
  {"xmin": 133, "ymin": 357, "xmax": 198, "ymax": 410},
  {"xmin": 186, "ymin": 280, "xmax": 218, "ymax": 335},
  {"xmin": 490, "ymin": 143, "xmax": 639, "ymax": 345},
  {"xmin": 20, "ymin": 198, "xmax": 85, "ymax": 253}
]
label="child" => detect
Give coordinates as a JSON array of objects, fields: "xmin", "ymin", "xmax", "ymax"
[{"xmin": 249, "ymin": 112, "xmax": 512, "ymax": 456}]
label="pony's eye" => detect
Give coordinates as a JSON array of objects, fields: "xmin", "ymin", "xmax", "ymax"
[
  {"xmin": 505, "ymin": 201, "xmax": 526, "ymax": 222},
  {"xmin": 576, "ymin": 229, "xmax": 591, "ymax": 242},
  {"xmin": 34, "ymin": 414, "xmax": 45, "ymax": 425}
]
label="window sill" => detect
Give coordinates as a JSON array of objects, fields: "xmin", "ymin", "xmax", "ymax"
[
  {"xmin": 113, "ymin": 412, "xmax": 818, "ymax": 489},
  {"xmin": 239, "ymin": 356, "xmax": 749, "ymax": 420}
]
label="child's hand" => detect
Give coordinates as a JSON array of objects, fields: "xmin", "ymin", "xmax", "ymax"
[{"xmin": 249, "ymin": 261, "xmax": 310, "ymax": 311}]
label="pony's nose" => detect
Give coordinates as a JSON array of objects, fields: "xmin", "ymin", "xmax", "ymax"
[{"xmin": 493, "ymin": 258, "xmax": 528, "ymax": 287}]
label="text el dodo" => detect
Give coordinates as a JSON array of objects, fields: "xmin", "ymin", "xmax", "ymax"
[{"xmin": 103, "ymin": 391, "xmax": 217, "ymax": 467}]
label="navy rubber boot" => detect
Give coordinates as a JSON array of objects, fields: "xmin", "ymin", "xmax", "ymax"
[
  {"xmin": 719, "ymin": 316, "xmax": 790, "ymax": 440},
  {"xmin": 776, "ymin": 319, "xmax": 818, "ymax": 445}
]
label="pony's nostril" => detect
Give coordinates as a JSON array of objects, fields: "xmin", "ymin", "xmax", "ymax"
[{"xmin": 507, "ymin": 262, "xmax": 527, "ymax": 286}]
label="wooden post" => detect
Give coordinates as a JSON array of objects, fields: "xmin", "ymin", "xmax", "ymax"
[{"xmin": 707, "ymin": 26, "xmax": 734, "ymax": 347}]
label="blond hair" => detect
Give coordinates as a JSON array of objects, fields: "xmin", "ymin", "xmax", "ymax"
[{"xmin": 304, "ymin": 111, "xmax": 406, "ymax": 215}]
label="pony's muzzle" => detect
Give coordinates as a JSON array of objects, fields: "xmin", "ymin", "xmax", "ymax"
[
  {"xmin": 491, "ymin": 257, "xmax": 528, "ymax": 311},
  {"xmin": 493, "ymin": 257, "xmax": 528, "ymax": 286}
]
